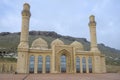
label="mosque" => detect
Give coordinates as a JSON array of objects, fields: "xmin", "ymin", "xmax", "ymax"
[{"xmin": 17, "ymin": 3, "xmax": 106, "ymax": 74}]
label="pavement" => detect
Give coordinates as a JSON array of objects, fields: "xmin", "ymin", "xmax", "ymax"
[{"xmin": 0, "ymin": 73, "xmax": 120, "ymax": 80}]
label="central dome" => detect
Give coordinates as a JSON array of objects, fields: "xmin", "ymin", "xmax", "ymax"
[
  {"xmin": 51, "ymin": 39, "xmax": 64, "ymax": 47},
  {"xmin": 31, "ymin": 38, "xmax": 48, "ymax": 49}
]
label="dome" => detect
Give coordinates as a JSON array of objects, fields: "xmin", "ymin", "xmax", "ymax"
[
  {"xmin": 51, "ymin": 39, "xmax": 64, "ymax": 46},
  {"xmin": 70, "ymin": 41, "xmax": 84, "ymax": 51},
  {"xmin": 31, "ymin": 38, "xmax": 48, "ymax": 49}
]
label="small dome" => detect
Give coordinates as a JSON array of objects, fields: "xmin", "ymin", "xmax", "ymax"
[
  {"xmin": 31, "ymin": 38, "xmax": 48, "ymax": 49},
  {"xmin": 51, "ymin": 39, "xmax": 64, "ymax": 46},
  {"xmin": 71, "ymin": 41, "xmax": 84, "ymax": 51}
]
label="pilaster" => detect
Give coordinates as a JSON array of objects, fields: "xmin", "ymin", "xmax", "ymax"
[
  {"xmin": 86, "ymin": 57, "xmax": 89, "ymax": 73},
  {"xmin": 42, "ymin": 56, "xmax": 46, "ymax": 73},
  {"xmin": 73, "ymin": 47, "xmax": 76, "ymax": 73},
  {"xmin": 80, "ymin": 56, "xmax": 83, "ymax": 73},
  {"xmin": 51, "ymin": 45, "xmax": 55, "ymax": 73},
  {"xmin": 34, "ymin": 55, "xmax": 38, "ymax": 73}
]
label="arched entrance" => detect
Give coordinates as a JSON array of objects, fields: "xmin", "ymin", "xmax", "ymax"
[
  {"xmin": 60, "ymin": 55, "xmax": 67, "ymax": 73},
  {"xmin": 55, "ymin": 49, "xmax": 73, "ymax": 73}
]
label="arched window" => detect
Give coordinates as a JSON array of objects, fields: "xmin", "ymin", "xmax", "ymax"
[
  {"xmin": 61, "ymin": 55, "xmax": 66, "ymax": 73},
  {"xmin": 76, "ymin": 57, "xmax": 80, "ymax": 73},
  {"xmin": 82, "ymin": 57, "xmax": 86, "ymax": 73},
  {"xmin": 29, "ymin": 55, "xmax": 35, "ymax": 73},
  {"xmin": 46, "ymin": 56, "xmax": 50, "ymax": 73},
  {"xmin": 38, "ymin": 56, "xmax": 43, "ymax": 73},
  {"xmin": 88, "ymin": 57, "xmax": 92, "ymax": 73}
]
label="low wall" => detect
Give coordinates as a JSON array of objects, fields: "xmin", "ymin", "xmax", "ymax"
[{"xmin": 0, "ymin": 62, "xmax": 17, "ymax": 73}]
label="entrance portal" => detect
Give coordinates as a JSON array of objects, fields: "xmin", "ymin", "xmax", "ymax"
[{"xmin": 60, "ymin": 55, "xmax": 66, "ymax": 73}]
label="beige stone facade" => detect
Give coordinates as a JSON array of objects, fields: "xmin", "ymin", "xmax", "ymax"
[
  {"xmin": 17, "ymin": 3, "xmax": 106, "ymax": 74},
  {"xmin": 0, "ymin": 62, "xmax": 16, "ymax": 73}
]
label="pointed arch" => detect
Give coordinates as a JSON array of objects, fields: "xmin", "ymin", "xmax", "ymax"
[
  {"xmin": 57, "ymin": 49, "xmax": 71, "ymax": 56},
  {"xmin": 56, "ymin": 49, "xmax": 71, "ymax": 73}
]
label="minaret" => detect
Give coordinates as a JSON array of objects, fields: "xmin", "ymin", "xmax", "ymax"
[
  {"xmin": 89, "ymin": 15, "xmax": 102, "ymax": 73},
  {"xmin": 88, "ymin": 15, "xmax": 100, "ymax": 52},
  {"xmin": 17, "ymin": 3, "xmax": 31, "ymax": 73},
  {"xmin": 18, "ymin": 3, "xmax": 31, "ymax": 49}
]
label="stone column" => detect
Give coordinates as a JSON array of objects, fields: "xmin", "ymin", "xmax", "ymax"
[
  {"xmin": 86, "ymin": 57, "xmax": 89, "ymax": 73},
  {"xmin": 73, "ymin": 47, "xmax": 76, "ymax": 73},
  {"xmin": 80, "ymin": 56, "xmax": 83, "ymax": 73},
  {"xmin": 51, "ymin": 45, "xmax": 55, "ymax": 73},
  {"xmin": 34, "ymin": 55, "xmax": 38, "ymax": 73},
  {"xmin": 42, "ymin": 56, "xmax": 46, "ymax": 73},
  {"xmin": 88, "ymin": 15, "xmax": 100, "ymax": 52},
  {"xmin": 17, "ymin": 3, "xmax": 31, "ymax": 73}
]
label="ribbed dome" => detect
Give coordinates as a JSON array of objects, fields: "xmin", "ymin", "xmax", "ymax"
[
  {"xmin": 51, "ymin": 39, "xmax": 64, "ymax": 46},
  {"xmin": 71, "ymin": 41, "xmax": 84, "ymax": 51},
  {"xmin": 31, "ymin": 38, "xmax": 48, "ymax": 49}
]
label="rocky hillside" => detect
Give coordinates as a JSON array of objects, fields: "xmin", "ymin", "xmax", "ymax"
[{"xmin": 0, "ymin": 31, "xmax": 120, "ymax": 65}]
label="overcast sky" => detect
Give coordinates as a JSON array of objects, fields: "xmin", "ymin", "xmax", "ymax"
[{"xmin": 0, "ymin": 0, "xmax": 120, "ymax": 50}]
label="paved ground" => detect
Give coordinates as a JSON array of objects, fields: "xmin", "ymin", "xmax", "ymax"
[{"xmin": 0, "ymin": 73, "xmax": 120, "ymax": 80}]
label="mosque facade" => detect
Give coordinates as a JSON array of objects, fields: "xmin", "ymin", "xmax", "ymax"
[{"xmin": 17, "ymin": 3, "xmax": 106, "ymax": 74}]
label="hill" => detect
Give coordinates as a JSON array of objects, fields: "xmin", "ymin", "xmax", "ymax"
[{"xmin": 0, "ymin": 31, "xmax": 120, "ymax": 65}]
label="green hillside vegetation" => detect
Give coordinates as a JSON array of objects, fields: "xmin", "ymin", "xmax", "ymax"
[
  {"xmin": 0, "ymin": 31, "xmax": 120, "ymax": 66},
  {"xmin": 0, "ymin": 57, "xmax": 17, "ymax": 62}
]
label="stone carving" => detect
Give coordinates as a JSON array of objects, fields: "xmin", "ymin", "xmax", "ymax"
[{"xmin": 31, "ymin": 38, "xmax": 48, "ymax": 49}]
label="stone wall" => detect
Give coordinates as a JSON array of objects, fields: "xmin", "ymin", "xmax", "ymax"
[{"xmin": 0, "ymin": 62, "xmax": 16, "ymax": 73}]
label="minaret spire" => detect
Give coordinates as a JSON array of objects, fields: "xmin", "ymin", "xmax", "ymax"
[
  {"xmin": 88, "ymin": 15, "xmax": 100, "ymax": 52},
  {"xmin": 18, "ymin": 3, "xmax": 31, "ymax": 49}
]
